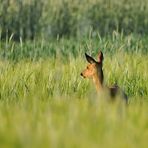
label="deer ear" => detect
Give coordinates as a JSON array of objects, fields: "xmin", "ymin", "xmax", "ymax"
[
  {"xmin": 85, "ymin": 53, "xmax": 96, "ymax": 64},
  {"xmin": 98, "ymin": 51, "xmax": 104, "ymax": 63}
]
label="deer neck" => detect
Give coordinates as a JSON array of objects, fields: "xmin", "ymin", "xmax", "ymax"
[{"xmin": 92, "ymin": 70, "xmax": 104, "ymax": 92}]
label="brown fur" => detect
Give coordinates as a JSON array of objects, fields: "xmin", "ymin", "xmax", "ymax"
[{"xmin": 81, "ymin": 51, "xmax": 128, "ymax": 104}]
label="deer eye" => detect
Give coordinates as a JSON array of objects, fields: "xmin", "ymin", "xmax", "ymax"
[{"xmin": 87, "ymin": 66, "xmax": 89, "ymax": 69}]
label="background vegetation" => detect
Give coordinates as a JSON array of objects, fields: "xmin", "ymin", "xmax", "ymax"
[
  {"xmin": 0, "ymin": 0, "xmax": 148, "ymax": 40},
  {"xmin": 0, "ymin": 0, "xmax": 148, "ymax": 147}
]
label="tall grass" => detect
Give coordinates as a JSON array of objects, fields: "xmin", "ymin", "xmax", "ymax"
[
  {"xmin": 0, "ymin": 49, "xmax": 147, "ymax": 102},
  {"xmin": 0, "ymin": 35, "xmax": 148, "ymax": 147},
  {"xmin": 0, "ymin": 33, "xmax": 148, "ymax": 61},
  {"xmin": 0, "ymin": 0, "xmax": 148, "ymax": 146}
]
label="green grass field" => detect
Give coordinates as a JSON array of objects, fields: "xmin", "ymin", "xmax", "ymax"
[{"xmin": 0, "ymin": 34, "xmax": 148, "ymax": 148}]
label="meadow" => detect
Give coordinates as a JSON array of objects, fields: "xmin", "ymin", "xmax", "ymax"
[
  {"xmin": 0, "ymin": 0, "xmax": 148, "ymax": 147},
  {"xmin": 0, "ymin": 33, "xmax": 148, "ymax": 147}
]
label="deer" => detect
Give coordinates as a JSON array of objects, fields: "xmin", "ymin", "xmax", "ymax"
[{"xmin": 80, "ymin": 51, "xmax": 128, "ymax": 104}]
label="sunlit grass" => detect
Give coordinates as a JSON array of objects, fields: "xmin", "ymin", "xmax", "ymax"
[{"xmin": 0, "ymin": 37, "xmax": 148, "ymax": 147}]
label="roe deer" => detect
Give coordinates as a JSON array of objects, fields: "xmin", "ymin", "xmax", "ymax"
[{"xmin": 80, "ymin": 51, "xmax": 128, "ymax": 104}]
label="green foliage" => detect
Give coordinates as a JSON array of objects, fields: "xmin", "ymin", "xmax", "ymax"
[
  {"xmin": 0, "ymin": 35, "xmax": 148, "ymax": 147},
  {"xmin": 0, "ymin": 0, "xmax": 148, "ymax": 40},
  {"xmin": 0, "ymin": 33, "xmax": 148, "ymax": 61},
  {"xmin": 88, "ymin": 0, "xmax": 148, "ymax": 35},
  {"xmin": 0, "ymin": 0, "xmax": 43, "ymax": 40}
]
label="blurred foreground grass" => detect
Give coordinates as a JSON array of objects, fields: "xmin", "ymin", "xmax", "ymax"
[{"xmin": 0, "ymin": 36, "xmax": 148, "ymax": 147}]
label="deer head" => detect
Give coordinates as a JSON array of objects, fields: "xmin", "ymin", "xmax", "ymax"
[{"xmin": 81, "ymin": 51, "xmax": 103, "ymax": 79}]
